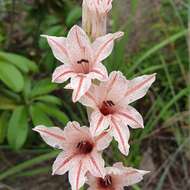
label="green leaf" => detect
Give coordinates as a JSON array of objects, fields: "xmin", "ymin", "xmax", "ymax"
[
  {"xmin": 29, "ymin": 104, "xmax": 53, "ymax": 126},
  {"xmin": 0, "ymin": 51, "xmax": 38, "ymax": 73},
  {"xmin": 17, "ymin": 167, "xmax": 51, "ymax": 177},
  {"xmin": 40, "ymin": 52, "xmax": 55, "ymax": 71},
  {"xmin": 0, "ymin": 112, "xmax": 10, "ymax": 144},
  {"xmin": 66, "ymin": 6, "xmax": 82, "ymax": 28},
  {"xmin": 0, "ymin": 95, "xmax": 17, "ymax": 110},
  {"xmin": 0, "ymin": 61, "xmax": 24, "ymax": 92},
  {"xmin": 7, "ymin": 106, "xmax": 28, "ymax": 150},
  {"xmin": 31, "ymin": 78, "xmax": 58, "ymax": 97},
  {"xmin": 23, "ymin": 77, "xmax": 31, "ymax": 99},
  {"xmin": 0, "ymin": 151, "xmax": 59, "ymax": 181},
  {"xmin": 33, "ymin": 95, "xmax": 62, "ymax": 105},
  {"xmin": 38, "ymin": 103, "xmax": 69, "ymax": 125}
]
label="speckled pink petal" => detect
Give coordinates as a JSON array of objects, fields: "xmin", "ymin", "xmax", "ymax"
[
  {"xmin": 33, "ymin": 125, "xmax": 65, "ymax": 149},
  {"xmin": 86, "ymin": 150, "xmax": 105, "ymax": 177},
  {"xmin": 95, "ymin": 131, "xmax": 112, "ymax": 151},
  {"xmin": 92, "ymin": 32, "xmax": 124, "ymax": 64},
  {"xmin": 70, "ymin": 75, "xmax": 92, "ymax": 102},
  {"xmin": 52, "ymin": 64, "xmax": 76, "ymax": 83},
  {"xmin": 122, "ymin": 74, "xmax": 156, "ymax": 104},
  {"xmin": 110, "ymin": 118, "xmax": 130, "ymax": 156},
  {"xmin": 52, "ymin": 151, "xmax": 79, "ymax": 175},
  {"xmin": 115, "ymin": 105, "xmax": 144, "ymax": 129},
  {"xmin": 89, "ymin": 110, "xmax": 110, "ymax": 137},
  {"xmin": 67, "ymin": 25, "xmax": 93, "ymax": 62},
  {"xmin": 114, "ymin": 162, "xmax": 150, "ymax": 187},
  {"xmin": 41, "ymin": 35, "xmax": 69, "ymax": 64},
  {"xmin": 89, "ymin": 62, "xmax": 108, "ymax": 81},
  {"xmin": 69, "ymin": 159, "xmax": 88, "ymax": 190}
]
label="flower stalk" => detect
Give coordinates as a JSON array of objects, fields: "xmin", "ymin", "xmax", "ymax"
[{"xmin": 32, "ymin": 0, "xmax": 157, "ymax": 189}]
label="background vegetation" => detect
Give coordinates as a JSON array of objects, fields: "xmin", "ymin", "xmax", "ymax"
[{"xmin": 0, "ymin": 0, "xmax": 189, "ymax": 189}]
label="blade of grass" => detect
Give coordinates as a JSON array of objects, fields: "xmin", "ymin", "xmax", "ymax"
[
  {"xmin": 16, "ymin": 167, "xmax": 51, "ymax": 177},
  {"xmin": 142, "ymin": 86, "xmax": 190, "ymax": 136},
  {"xmin": 160, "ymin": 55, "xmax": 180, "ymax": 114},
  {"xmin": 160, "ymin": 55, "xmax": 183, "ymax": 144},
  {"xmin": 0, "ymin": 150, "xmax": 59, "ymax": 181},
  {"xmin": 155, "ymin": 137, "xmax": 190, "ymax": 190},
  {"xmin": 128, "ymin": 29, "xmax": 188, "ymax": 74},
  {"xmin": 174, "ymin": 50, "xmax": 188, "ymax": 84},
  {"xmin": 169, "ymin": 0, "xmax": 185, "ymax": 28}
]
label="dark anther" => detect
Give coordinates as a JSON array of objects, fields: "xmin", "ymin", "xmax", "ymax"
[
  {"xmin": 98, "ymin": 175, "xmax": 113, "ymax": 188},
  {"xmin": 77, "ymin": 59, "xmax": 89, "ymax": 64},
  {"xmin": 76, "ymin": 141, "xmax": 93, "ymax": 154},
  {"xmin": 103, "ymin": 100, "xmax": 115, "ymax": 107}
]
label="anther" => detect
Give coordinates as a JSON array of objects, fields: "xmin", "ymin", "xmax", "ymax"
[
  {"xmin": 76, "ymin": 141, "xmax": 93, "ymax": 154},
  {"xmin": 77, "ymin": 59, "xmax": 89, "ymax": 64}
]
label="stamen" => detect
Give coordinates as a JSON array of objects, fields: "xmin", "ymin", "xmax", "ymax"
[
  {"xmin": 77, "ymin": 59, "xmax": 89, "ymax": 64},
  {"xmin": 105, "ymin": 100, "xmax": 115, "ymax": 107},
  {"xmin": 98, "ymin": 175, "xmax": 113, "ymax": 188},
  {"xmin": 76, "ymin": 59, "xmax": 90, "ymax": 74},
  {"xmin": 76, "ymin": 141, "xmax": 93, "ymax": 154},
  {"xmin": 100, "ymin": 100, "xmax": 115, "ymax": 116}
]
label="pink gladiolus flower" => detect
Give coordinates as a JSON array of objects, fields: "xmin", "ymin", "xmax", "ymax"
[
  {"xmin": 80, "ymin": 71, "xmax": 156, "ymax": 155},
  {"xmin": 82, "ymin": 0, "xmax": 113, "ymax": 40},
  {"xmin": 87, "ymin": 162, "xmax": 149, "ymax": 190},
  {"xmin": 42, "ymin": 25, "xmax": 123, "ymax": 102},
  {"xmin": 33, "ymin": 121, "xmax": 112, "ymax": 190}
]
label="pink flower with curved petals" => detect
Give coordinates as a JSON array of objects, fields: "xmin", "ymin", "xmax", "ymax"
[
  {"xmin": 80, "ymin": 71, "xmax": 156, "ymax": 155},
  {"xmin": 33, "ymin": 121, "xmax": 112, "ymax": 190},
  {"xmin": 42, "ymin": 25, "xmax": 123, "ymax": 102},
  {"xmin": 82, "ymin": 0, "xmax": 113, "ymax": 40},
  {"xmin": 87, "ymin": 162, "xmax": 149, "ymax": 190}
]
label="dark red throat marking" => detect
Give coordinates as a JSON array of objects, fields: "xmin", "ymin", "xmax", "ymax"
[
  {"xmin": 77, "ymin": 59, "xmax": 89, "ymax": 64},
  {"xmin": 98, "ymin": 175, "xmax": 113, "ymax": 188},
  {"xmin": 76, "ymin": 141, "xmax": 93, "ymax": 154},
  {"xmin": 100, "ymin": 100, "xmax": 115, "ymax": 116}
]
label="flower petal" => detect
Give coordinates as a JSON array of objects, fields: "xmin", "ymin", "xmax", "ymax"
[
  {"xmin": 69, "ymin": 159, "xmax": 87, "ymax": 190},
  {"xmin": 122, "ymin": 167, "xmax": 149, "ymax": 186},
  {"xmin": 92, "ymin": 32, "xmax": 124, "ymax": 64},
  {"xmin": 68, "ymin": 25, "xmax": 91, "ymax": 48},
  {"xmin": 52, "ymin": 151, "xmax": 78, "ymax": 175},
  {"xmin": 41, "ymin": 35, "xmax": 69, "ymax": 64},
  {"xmin": 86, "ymin": 173, "xmax": 98, "ymax": 190},
  {"xmin": 79, "ymin": 84, "xmax": 100, "ymax": 108},
  {"xmin": 87, "ymin": 151, "xmax": 105, "ymax": 177},
  {"xmin": 123, "ymin": 74, "xmax": 156, "ymax": 104},
  {"xmin": 71, "ymin": 76, "xmax": 92, "ymax": 102},
  {"xmin": 64, "ymin": 121, "xmax": 90, "ymax": 137},
  {"xmin": 106, "ymin": 71, "xmax": 128, "ymax": 101},
  {"xmin": 110, "ymin": 118, "xmax": 130, "ymax": 156},
  {"xmin": 95, "ymin": 131, "xmax": 112, "ymax": 151},
  {"xmin": 52, "ymin": 65, "xmax": 76, "ymax": 83},
  {"xmin": 90, "ymin": 110, "xmax": 110, "ymax": 137},
  {"xmin": 67, "ymin": 25, "xmax": 93, "ymax": 62},
  {"xmin": 113, "ymin": 162, "xmax": 149, "ymax": 187},
  {"xmin": 116, "ymin": 105, "xmax": 144, "ymax": 129},
  {"xmin": 33, "ymin": 125, "xmax": 65, "ymax": 149},
  {"xmin": 89, "ymin": 62, "xmax": 108, "ymax": 81}
]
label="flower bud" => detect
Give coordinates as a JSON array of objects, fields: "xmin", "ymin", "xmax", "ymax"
[{"xmin": 82, "ymin": 0, "xmax": 113, "ymax": 40}]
